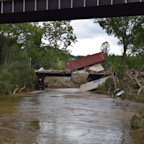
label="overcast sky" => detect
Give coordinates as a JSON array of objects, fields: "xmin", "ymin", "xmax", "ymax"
[{"xmin": 68, "ymin": 19, "xmax": 123, "ymax": 56}]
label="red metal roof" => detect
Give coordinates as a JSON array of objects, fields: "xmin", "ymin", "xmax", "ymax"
[{"xmin": 65, "ymin": 52, "xmax": 105, "ymax": 70}]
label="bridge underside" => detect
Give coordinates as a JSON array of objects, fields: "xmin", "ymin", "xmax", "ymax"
[{"xmin": 0, "ymin": 1, "xmax": 144, "ymax": 23}]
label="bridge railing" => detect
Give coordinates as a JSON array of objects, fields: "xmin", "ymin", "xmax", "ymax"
[{"xmin": 0, "ymin": 0, "xmax": 143, "ymax": 14}]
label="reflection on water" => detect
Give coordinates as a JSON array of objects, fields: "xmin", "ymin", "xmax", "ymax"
[{"xmin": 0, "ymin": 88, "xmax": 141, "ymax": 144}]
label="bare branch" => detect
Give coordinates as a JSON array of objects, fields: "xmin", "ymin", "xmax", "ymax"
[{"xmin": 13, "ymin": 85, "xmax": 18, "ymax": 94}]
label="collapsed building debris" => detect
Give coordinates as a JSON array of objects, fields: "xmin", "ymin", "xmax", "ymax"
[
  {"xmin": 115, "ymin": 90, "xmax": 125, "ymax": 97},
  {"xmin": 80, "ymin": 76, "xmax": 111, "ymax": 92},
  {"xmin": 70, "ymin": 70, "xmax": 89, "ymax": 85},
  {"xmin": 65, "ymin": 52, "xmax": 105, "ymax": 71},
  {"xmin": 89, "ymin": 63, "xmax": 104, "ymax": 72},
  {"xmin": 66, "ymin": 51, "xmax": 144, "ymax": 96},
  {"xmin": 35, "ymin": 52, "xmax": 144, "ymax": 98},
  {"xmin": 65, "ymin": 52, "xmax": 110, "ymax": 91}
]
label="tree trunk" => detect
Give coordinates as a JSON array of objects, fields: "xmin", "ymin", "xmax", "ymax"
[{"xmin": 123, "ymin": 44, "xmax": 127, "ymax": 79}]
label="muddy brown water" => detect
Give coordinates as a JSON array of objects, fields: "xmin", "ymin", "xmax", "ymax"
[{"xmin": 0, "ymin": 88, "xmax": 144, "ymax": 144}]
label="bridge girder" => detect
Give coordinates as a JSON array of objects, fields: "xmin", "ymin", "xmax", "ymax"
[{"xmin": 0, "ymin": 0, "xmax": 144, "ymax": 23}]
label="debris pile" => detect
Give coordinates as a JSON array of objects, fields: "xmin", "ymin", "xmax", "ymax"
[
  {"xmin": 35, "ymin": 53, "xmax": 144, "ymax": 98},
  {"xmin": 80, "ymin": 76, "xmax": 110, "ymax": 92},
  {"xmin": 66, "ymin": 52, "xmax": 110, "ymax": 91},
  {"xmin": 67, "ymin": 51, "xmax": 144, "ymax": 98},
  {"xmin": 70, "ymin": 70, "xmax": 89, "ymax": 85},
  {"xmin": 126, "ymin": 66, "xmax": 144, "ymax": 95},
  {"xmin": 104, "ymin": 65, "xmax": 144, "ymax": 100}
]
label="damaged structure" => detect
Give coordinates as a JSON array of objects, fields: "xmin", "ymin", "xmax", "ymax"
[
  {"xmin": 65, "ymin": 52, "xmax": 110, "ymax": 92},
  {"xmin": 65, "ymin": 52, "xmax": 105, "ymax": 71},
  {"xmin": 35, "ymin": 52, "xmax": 109, "ymax": 91}
]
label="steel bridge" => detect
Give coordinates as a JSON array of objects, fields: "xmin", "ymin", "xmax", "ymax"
[{"xmin": 0, "ymin": 0, "xmax": 144, "ymax": 23}]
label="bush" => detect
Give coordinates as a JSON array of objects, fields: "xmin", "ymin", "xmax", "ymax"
[
  {"xmin": 94, "ymin": 77, "xmax": 115, "ymax": 95},
  {"xmin": 0, "ymin": 62, "xmax": 36, "ymax": 94},
  {"xmin": 130, "ymin": 110, "xmax": 144, "ymax": 129},
  {"xmin": 130, "ymin": 115, "xmax": 141, "ymax": 128}
]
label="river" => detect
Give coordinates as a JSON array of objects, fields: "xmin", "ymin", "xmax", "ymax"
[{"xmin": 0, "ymin": 88, "xmax": 143, "ymax": 144}]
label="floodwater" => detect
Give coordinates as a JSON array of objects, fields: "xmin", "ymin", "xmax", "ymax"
[{"xmin": 0, "ymin": 88, "xmax": 143, "ymax": 144}]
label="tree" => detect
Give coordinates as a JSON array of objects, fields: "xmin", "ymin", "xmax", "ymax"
[
  {"xmin": 100, "ymin": 41, "xmax": 110, "ymax": 69},
  {"xmin": 94, "ymin": 16, "xmax": 144, "ymax": 78},
  {"xmin": 20, "ymin": 21, "xmax": 77, "ymax": 69},
  {"xmin": 100, "ymin": 41, "xmax": 110, "ymax": 55},
  {"xmin": 0, "ymin": 21, "xmax": 77, "ymax": 69},
  {"xmin": 0, "ymin": 21, "xmax": 77, "ymax": 94}
]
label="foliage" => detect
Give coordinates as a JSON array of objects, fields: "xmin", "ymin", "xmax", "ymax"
[
  {"xmin": 94, "ymin": 16, "xmax": 144, "ymax": 78},
  {"xmin": 130, "ymin": 115, "xmax": 141, "ymax": 129},
  {"xmin": 94, "ymin": 77, "xmax": 115, "ymax": 95},
  {"xmin": 0, "ymin": 21, "xmax": 77, "ymax": 69},
  {"xmin": 103, "ymin": 54, "xmax": 124, "ymax": 78},
  {"xmin": 0, "ymin": 41, "xmax": 35, "ymax": 94},
  {"xmin": 131, "ymin": 110, "xmax": 144, "ymax": 129},
  {"xmin": 0, "ymin": 21, "xmax": 77, "ymax": 94}
]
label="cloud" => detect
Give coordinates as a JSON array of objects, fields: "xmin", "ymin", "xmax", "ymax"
[
  {"xmin": 71, "ymin": 19, "xmax": 105, "ymax": 39},
  {"xmin": 69, "ymin": 36, "xmax": 123, "ymax": 56},
  {"xmin": 70, "ymin": 19, "xmax": 123, "ymax": 56}
]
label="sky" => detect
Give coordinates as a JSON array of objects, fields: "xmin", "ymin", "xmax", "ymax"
[{"xmin": 68, "ymin": 19, "xmax": 123, "ymax": 56}]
